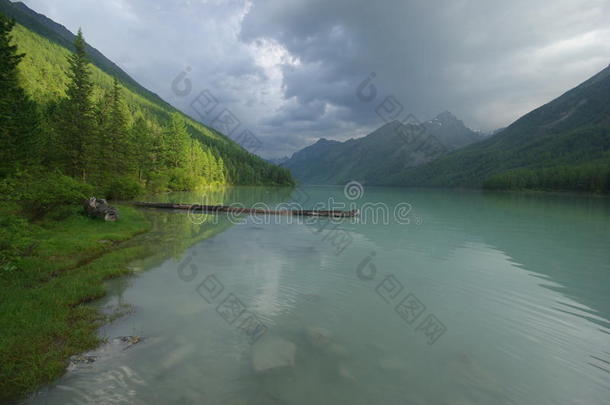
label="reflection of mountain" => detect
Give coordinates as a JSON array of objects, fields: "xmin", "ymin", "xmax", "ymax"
[
  {"xmin": 460, "ymin": 193, "xmax": 610, "ymax": 327},
  {"xmin": 334, "ymin": 188, "xmax": 610, "ymax": 325}
]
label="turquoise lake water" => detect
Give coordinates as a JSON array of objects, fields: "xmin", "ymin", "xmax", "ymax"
[{"xmin": 22, "ymin": 186, "xmax": 610, "ymax": 404}]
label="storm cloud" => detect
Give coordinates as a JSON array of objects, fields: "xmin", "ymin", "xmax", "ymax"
[{"xmin": 22, "ymin": 0, "xmax": 610, "ymax": 157}]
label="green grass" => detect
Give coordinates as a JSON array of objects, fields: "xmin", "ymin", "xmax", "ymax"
[
  {"xmin": 0, "ymin": 201, "xmax": 235, "ymax": 402},
  {"xmin": 0, "ymin": 204, "xmax": 152, "ymax": 402}
]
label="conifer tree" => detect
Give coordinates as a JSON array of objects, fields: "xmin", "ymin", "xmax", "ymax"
[
  {"xmin": 164, "ymin": 112, "xmax": 189, "ymax": 168},
  {"xmin": 131, "ymin": 116, "xmax": 154, "ymax": 181},
  {"xmin": 0, "ymin": 14, "xmax": 39, "ymax": 176},
  {"xmin": 61, "ymin": 29, "xmax": 95, "ymax": 180},
  {"xmin": 96, "ymin": 78, "xmax": 131, "ymax": 176}
]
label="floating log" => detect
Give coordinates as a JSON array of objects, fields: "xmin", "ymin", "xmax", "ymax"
[{"xmin": 131, "ymin": 202, "xmax": 358, "ymax": 218}]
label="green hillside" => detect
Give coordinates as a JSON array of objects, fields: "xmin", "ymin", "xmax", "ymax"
[
  {"xmin": 1, "ymin": 2, "xmax": 293, "ymax": 190},
  {"xmin": 387, "ymin": 65, "xmax": 610, "ymax": 193},
  {"xmin": 0, "ymin": 0, "xmax": 171, "ymax": 109}
]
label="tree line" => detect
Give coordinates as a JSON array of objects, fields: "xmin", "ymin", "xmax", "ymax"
[{"xmin": 483, "ymin": 161, "xmax": 610, "ymax": 193}]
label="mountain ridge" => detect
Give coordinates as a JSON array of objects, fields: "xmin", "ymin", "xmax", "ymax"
[
  {"xmin": 283, "ymin": 111, "xmax": 485, "ymax": 184},
  {"xmin": 387, "ymin": 64, "xmax": 610, "ymax": 188}
]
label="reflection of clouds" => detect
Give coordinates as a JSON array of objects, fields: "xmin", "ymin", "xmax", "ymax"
[
  {"xmin": 249, "ymin": 251, "xmax": 284, "ymax": 319},
  {"xmin": 232, "ymin": 216, "xmax": 372, "ymax": 321}
]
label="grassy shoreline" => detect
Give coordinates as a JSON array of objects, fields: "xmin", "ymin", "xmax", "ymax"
[{"xmin": 0, "ymin": 204, "xmax": 154, "ymax": 402}]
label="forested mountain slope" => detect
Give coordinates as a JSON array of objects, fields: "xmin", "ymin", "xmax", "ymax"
[
  {"xmin": 0, "ymin": 0, "xmax": 292, "ymax": 188},
  {"xmin": 387, "ymin": 65, "xmax": 610, "ymax": 192},
  {"xmin": 0, "ymin": 0, "xmax": 171, "ymax": 109}
]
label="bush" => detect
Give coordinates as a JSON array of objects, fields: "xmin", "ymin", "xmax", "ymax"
[
  {"xmin": 104, "ymin": 177, "xmax": 144, "ymax": 201},
  {"xmin": 146, "ymin": 171, "xmax": 170, "ymax": 194},
  {"xmin": 167, "ymin": 168, "xmax": 197, "ymax": 191},
  {"xmin": 0, "ymin": 170, "xmax": 94, "ymax": 219}
]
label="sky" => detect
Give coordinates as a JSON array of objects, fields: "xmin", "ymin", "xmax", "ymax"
[{"xmin": 22, "ymin": 0, "xmax": 610, "ymax": 158}]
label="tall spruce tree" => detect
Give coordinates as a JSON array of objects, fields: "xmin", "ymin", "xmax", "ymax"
[
  {"xmin": 96, "ymin": 78, "xmax": 131, "ymax": 177},
  {"xmin": 0, "ymin": 14, "xmax": 39, "ymax": 176},
  {"xmin": 164, "ymin": 112, "xmax": 189, "ymax": 168},
  {"xmin": 131, "ymin": 116, "xmax": 154, "ymax": 181},
  {"xmin": 61, "ymin": 29, "xmax": 94, "ymax": 180}
]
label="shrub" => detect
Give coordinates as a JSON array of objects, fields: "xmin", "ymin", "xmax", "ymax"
[
  {"xmin": 146, "ymin": 171, "xmax": 170, "ymax": 194},
  {"xmin": 167, "ymin": 168, "xmax": 197, "ymax": 191},
  {"xmin": 104, "ymin": 177, "xmax": 144, "ymax": 201},
  {"xmin": 0, "ymin": 170, "xmax": 94, "ymax": 219}
]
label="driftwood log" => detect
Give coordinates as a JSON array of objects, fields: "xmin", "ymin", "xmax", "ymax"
[
  {"xmin": 131, "ymin": 202, "xmax": 358, "ymax": 218},
  {"xmin": 83, "ymin": 197, "xmax": 120, "ymax": 222}
]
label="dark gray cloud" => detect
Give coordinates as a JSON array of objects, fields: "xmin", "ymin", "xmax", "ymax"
[{"xmin": 22, "ymin": 0, "xmax": 610, "ymax": 157}]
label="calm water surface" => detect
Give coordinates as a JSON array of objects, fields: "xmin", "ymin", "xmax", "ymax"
[{"xmin": 23, "ymin": 187, "xmax": 610, "ymax": 405}]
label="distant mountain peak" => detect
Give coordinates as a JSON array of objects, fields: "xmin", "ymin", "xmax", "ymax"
[
  {"xmin": 431, "ymin": 111, "xmax": 464, "ymax": 126},
  {"xmin": 314, "ymin": 137, "xmax": 339, "ymax": 145},
  {"xmin": 282, "ymin": 111, "xmax": 485, "ymax": 184},
  {"xmin": 390, "ymin": 63, "xmax": 610, "ymax": 188},
  {"xmin": 436, "ymin": 111, "xmax": 458, "ymax": 120}
]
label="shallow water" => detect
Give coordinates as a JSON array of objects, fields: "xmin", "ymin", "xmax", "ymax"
[{"xmin": 22, "ymin": 187, "xmax": 610, "ymax": 405}]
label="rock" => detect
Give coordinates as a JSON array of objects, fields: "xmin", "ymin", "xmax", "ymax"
[
  {"xmin": 305, "ymin": 326, "xmax": 332, "ymax": 349},
  {"xmin": 450, "ymin": 358, "xmax": 500, "ymax": 394},
  {"xmin": 302, "ymin": 293, "xmax": 320, "ymax": 302},
  {"xmin": 71, "ymin": 355, "xmax": 97, "ymax": 364},
  {"xmin": 113, "ymin": 336, "xmax": 144, "ymax": 350},
  {"xmin": 365, "ymin": 342, "xmax": 386, "ymax": 355},
  {"xmin": 378, "ymin": 357, "xmax": 406, "ymax": 373},
  {"xmin": 327, "ymin": 343, "xmax": 349, "ymax": 358},
  {"xmin": 338, "ymin": 364, "xmax": 356, "ymax": 381},
  {"xmin": 252, "ymin": 336, "xmax": 296, "ymax": 373},
  {"xmin": 83, "ymin": 197, "xmax": 119, "ymax": 222},
  {"xmin": 117, "ymin": 336, "xmax": 142, "ymax": 344},
  {"xmin": 68, "ymin": 354, "xmax": 97, "ymax": 371}
]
